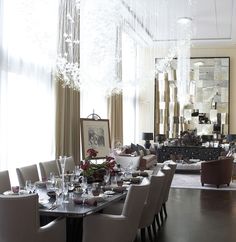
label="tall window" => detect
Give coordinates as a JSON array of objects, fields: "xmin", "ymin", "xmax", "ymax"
[
  {"xmin": 0, "ymin": 0, "xmax": 58, "ymax": 183},
  {"xmin": 122, "ymin": 32, "xmax": 138, "ymax": 145}
]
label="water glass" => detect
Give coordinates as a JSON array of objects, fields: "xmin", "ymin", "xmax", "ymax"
[
  {"xmin": 62, "ymin": 182, "xmax": 69, "ymax": 203},
  {"xmin": 25, "ymin": 180, "xmax": 32, "ymax": 193}
]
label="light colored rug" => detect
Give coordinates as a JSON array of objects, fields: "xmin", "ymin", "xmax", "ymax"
[{"xmin": 171, "ymin": 173, "xmax": 236, "ymax": 190}]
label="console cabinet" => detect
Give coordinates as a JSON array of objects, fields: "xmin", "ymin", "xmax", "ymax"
[{"xmin": 156, "ymin": 146, "xmax": 222, "ymax": 163}]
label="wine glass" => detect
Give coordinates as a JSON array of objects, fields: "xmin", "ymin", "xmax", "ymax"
[
  {"xmin": 25, "ymin": 180, "xmax": 32, "ymax": 193},
  {"xmin": 62, "ymin": 182, "xmax": 69, "ymax": 203},
  {"xmin": 103, "ymin": 170, "xmax": 110, "ymax": 186},
  {"xmin": 54, "ymin": 179, "xmax": 63, "ymax": 205},
  {"xmin": 80, "ymin": 176, "xmax": 88, "ymax": 205},
  {"xmin": 74, "ymin": 165, "xmax": 82, "ymax": 182}
]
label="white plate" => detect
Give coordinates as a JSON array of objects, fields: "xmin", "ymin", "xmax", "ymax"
[
  {"xmin": 104, "ymin": 190, "xmax": 115, "ymax": 195},
  {"xmin": 3, "ymin": 190, "xmax": 29, "ymax": 195},
  {"xmin": 3, "ymin": 190, "xmax": 16, "ymax": 195}
]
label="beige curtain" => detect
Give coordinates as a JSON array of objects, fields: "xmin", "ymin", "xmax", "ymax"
[
  {"xmin": 55, "ymin": 83, "xmax": 80, "ymax": 164},
  {"xmin": 107, "ymin": 93, "xmax": 123, "ymax": 149}
]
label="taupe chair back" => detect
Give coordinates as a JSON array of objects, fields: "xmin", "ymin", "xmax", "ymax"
[
  {"xmin": 163, "ymin": 162, "xmax": 177, "ymax": 203},
  {"xmin": 16, "ymin": 164, "xmax": 40, "ymax": 189},
  {"xmin": 139, "ymin": 173, "xmax": 165, "ymax": 229},
  {"xmin": 155, "ymin": 167, "xmax": 171, "ymax": 215},
  {"xmin": 39, "ymin": 160, "xmax": 60, "ymax": 180},
  {"xmin": 0, "ymin": 194, "xmax": 66, "ymax": 242},
  {"xmin": 0, "ymin": 170, "xmax": 11, "ymax": 193},
  {"xmin": 83, "ymin": 178, "xmax": 150, "ymax": 242}
]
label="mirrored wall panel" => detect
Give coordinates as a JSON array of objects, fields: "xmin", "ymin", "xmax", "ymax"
[{"xmin": 154, "ymin": 57, "xmax": 230, "ymax": 138}]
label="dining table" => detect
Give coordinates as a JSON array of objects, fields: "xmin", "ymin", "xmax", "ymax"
[{"xmin": 38, "ymin": 186, "xmax": 127, "ymax": 242}]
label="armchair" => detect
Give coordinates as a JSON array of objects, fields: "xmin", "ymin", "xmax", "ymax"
[{"xmin": 201, "ymin": 157, "xmax": 234, "ymax": 188}]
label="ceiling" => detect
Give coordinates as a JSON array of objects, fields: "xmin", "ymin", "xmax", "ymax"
[{"xmin": 122, "ymin": 0, "xmax": 236, "ymax": 48}]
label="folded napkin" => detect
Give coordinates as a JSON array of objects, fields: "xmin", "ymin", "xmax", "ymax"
[
  {"xmin": 123, "ymin": 177, "xmax": 141, "ymax": 184},
  {"xmin": 102, "ymin": 185, "xmax": 126, "ymax": 193},
  {"xmin": 73, "ymin": 197, "xmax": 97, "ymax": 206},
  {"xmin": 132, "ymin": 171, "xmax": 149, "ymax": 177}
]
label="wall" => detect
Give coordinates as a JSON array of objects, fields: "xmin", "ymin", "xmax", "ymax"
[{"xmin": 137, "ymin": 46, "xmax": 236, "ymax": 143}]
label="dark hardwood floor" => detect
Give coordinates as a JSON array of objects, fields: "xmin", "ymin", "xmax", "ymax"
[{"xmin": 149, "ymin": 188, "xmax": 236, "ymax": 242}]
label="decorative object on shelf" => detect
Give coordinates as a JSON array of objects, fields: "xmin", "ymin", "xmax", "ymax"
[
  {"xmin": 142, "ymin": 132, "xmax": 154, "ymax": 149},
  {"xmin": 180, "ymin": 130, "xmax": 201, "ymax": 146},
  {"xmin": 80, "ymin": 118, "xmax": 111, "ymax": 159}
]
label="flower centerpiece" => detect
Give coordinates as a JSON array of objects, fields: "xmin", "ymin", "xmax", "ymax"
[{"xmin": 80, "ymin": 148, "xmax": 116, "ymax": 182}]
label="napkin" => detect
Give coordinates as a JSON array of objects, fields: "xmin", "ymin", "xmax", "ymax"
[
  {"xmin": 123, "ymin": 177, "xmax": 141, "ymax": 184},
  {"xmin": 132, "ymin": 171, "xmax": 149, "ymax": 177},
  {"xmin": 73, "ymin": 197, "xmax": 98, "ymax": 206}
]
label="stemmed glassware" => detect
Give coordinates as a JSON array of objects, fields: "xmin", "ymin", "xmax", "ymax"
[
  {"xmin": 59, "ymin": 155, "xmax": 67, "ymax": 197},
  {"xmin": 25, "ymin": 180, "xmax": 34, "ymax": 193},
  {"xmin": 54, "ymin": 179, "xmax": 63, "ymax": 205},
  {"xmin": 103, "ymin": 170, "xmax": 110, "ymax": 186},
  {"xmin": 80, "ymin": 176, "xmax": 88, "ymax": 205},
  {"xmin": 62, "ymin": 182, "xmax": 69, "ymax": 203}
]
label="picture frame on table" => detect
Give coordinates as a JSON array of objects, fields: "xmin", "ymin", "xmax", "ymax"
[{"xmin": 80, "ymin": 118, "xmax": 111, "ymax": 159}]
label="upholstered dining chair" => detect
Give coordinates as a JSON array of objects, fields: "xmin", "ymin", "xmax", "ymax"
[
  {"xmin": 154, "ymin": 166, "xmax": 171, "ymax": 228},
  {"xmin": 102, "ymin": 174, "xmax": 165, "ymax": 242},
  {"xmin": 0, "ymin": 170, "xmax": 11, "ymax": 194},
  {"xmin": 0, "ymin": 193, "xmax": 66, "ymax": 242},
  {"xmin": 162, "ymin": 162, "xmax": 177, "ymax": 218},
  {"xmin": 82, "ymin": 178, "xmax": 150, "ymax": 242},
  {"xmin": 39, "ymin": 160, "xmax": 60, "ymax": 180},
  {"xmin": 16, "ymin": 164, "xmax": 40, "ymax": 189},
  {"xmin": 138, "ymin": 173, "xmax": 165, "ymax": 242}
]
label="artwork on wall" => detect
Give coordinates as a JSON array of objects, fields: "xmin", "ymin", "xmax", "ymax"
[
  {"xmin": 80, "ymin": 118, "xmax": 111, "ymax": 159},
  {"xmin": 154, "ymin": 57, "xmax": 230, "ymax": 138}
]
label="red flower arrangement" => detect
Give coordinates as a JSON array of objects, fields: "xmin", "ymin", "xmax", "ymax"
[
  {"xmin": 80, "ymin": 149, "xmax": 116, "ymax": 179},
  {"xmin": 86, "ymin": 148, "xmax": 98, "ymax": 159}
]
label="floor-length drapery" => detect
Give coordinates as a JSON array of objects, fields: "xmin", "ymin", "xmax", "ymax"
[
  {"xmin": 55, "ymin": 82, "xmax": 80, "ymax": 164},
  {"xmin": 107, "ymin": 93, "xmax": 123, "ymax": 149},
  {"xmin": 55, "ymin": 0, "xmax": 81, "ymax": 164}
]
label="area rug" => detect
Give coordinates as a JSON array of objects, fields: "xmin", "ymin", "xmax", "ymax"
[{"xmin": 171, "ymin": 173, "xmax": 236, "ymax": 190}]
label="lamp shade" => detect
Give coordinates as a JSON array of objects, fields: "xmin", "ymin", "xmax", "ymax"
[
  {"xmin": 226, "ymin": 134, "xmax": 236, "ymax": 142},
  {"xmin": 142, "ymin": 132, "xmax": 153, "ymax": 141}
]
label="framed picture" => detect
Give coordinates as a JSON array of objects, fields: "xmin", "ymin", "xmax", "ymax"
[{"xmin": 80, "ymin": 118, "xmax": 111, "ymax": 159}]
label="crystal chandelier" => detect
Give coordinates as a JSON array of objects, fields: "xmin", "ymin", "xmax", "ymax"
[{"xmin": 56, "ymin": 0, "xmax": 80, "ymax": 90}]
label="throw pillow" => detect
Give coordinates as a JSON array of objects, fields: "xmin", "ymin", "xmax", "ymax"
[
  {"xmin": 131, "ymin": 143, "xmax": 139, "ymax": 155},
  {"xmin": 137, "ymin": 144, "xmax": 147, "ymax": 156}
]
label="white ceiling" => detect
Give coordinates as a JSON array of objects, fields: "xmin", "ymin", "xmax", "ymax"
[{"xmin": 122, "ymin": 0, "xmax": 236, "ymax": 47}]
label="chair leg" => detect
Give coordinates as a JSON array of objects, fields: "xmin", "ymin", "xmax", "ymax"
[
  {"xmin": 160, "ymin": 207, "xmax": 164, "ymax": 224},
  {"xmin": 147, "ymin": 226, "xmax": 153, "ymax": 242},
  {"xmin": 163, "ymin": 203, "xmax": 167, "ymax": 218},
  {"xmin": 152, "ymin": 219, "xmax": 157, "ymax": 236},
  {"xmin": 155, "ymin": 214, "xmax": 161, "ymax": 229},
  {"xmin": 133, "ymin": 234, "xmax": 138, "ymax": 242},
  {"xmin": 141, "ymin": 228, "xmax": 146, "ymax": 242}
]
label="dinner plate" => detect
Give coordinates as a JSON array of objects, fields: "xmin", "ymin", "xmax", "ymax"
[
  {"xmin": 3, "ymin": 190, "xmax": 16, "ymax": 195},
  {"xmin": 104, "ymin": 190, "xmax": 115, "ymax": 195},
  {"xmin": 3, "ymin": 190, "xmax": 28, "ymax": 195}
]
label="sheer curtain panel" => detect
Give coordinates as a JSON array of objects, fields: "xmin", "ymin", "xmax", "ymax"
[{"xmin": 0, "ymin": 0, "xmax": 58, "ymax": 184}]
